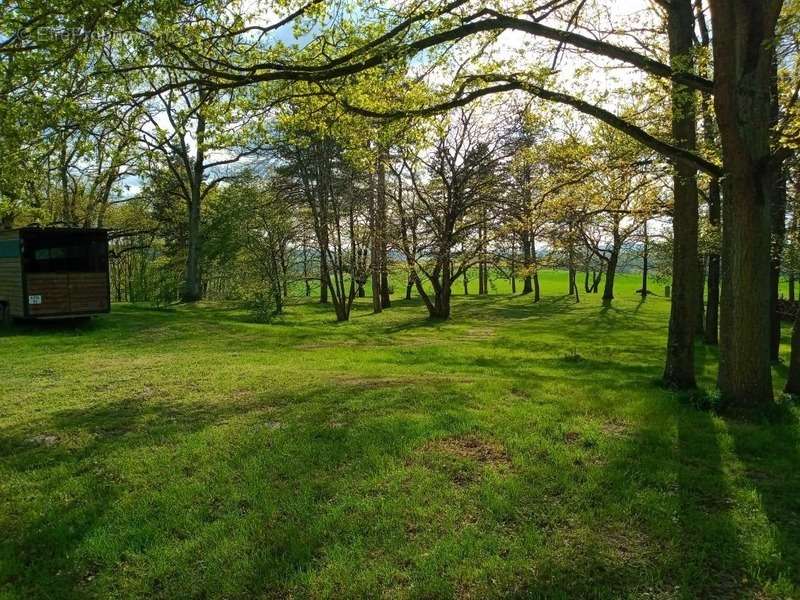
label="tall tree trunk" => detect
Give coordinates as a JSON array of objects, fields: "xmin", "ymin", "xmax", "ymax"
[
  {"xmin": 302, "ymin": 241, "xmax": 311, "ymax": 297},
  {"xmin": 696, "ymin": 0, "xmax": 721, "ymax": 346},
  {"xmin": 320, "ymin": 251, "xmax": 329, "ymax": 304},
  {"xmin": 710, "ymin": 0, "xmax": 779, "ymax": 405},
  {"xmin": 790, "ymin": 206, "xmax": 798, "ymax": 302},
  {"xmin": 510, "ymin": 231, "xmax": 517, "ymax": 294},
  {"xmin": 696, "ymin": 255, "xmax": 706, "ymax": 336},
  {"xmin": 705, "ymin": 180, "xmax": 721, "ymax": 345},
  {"xmin": 377, "ymin": 150, "xmax": 391, "ymax": 309},
  {"xmin": 662, "ymin": 0, "xmax": 699, "ymax": 389},
  {"xmin": 369, "ymin": 170, "xmax": 382, "ymax": 314},
  {"xmin": 769, "ymin": 60, "xmax": 787, "ymax": 363},
  {"xmin": 182, "ymin": 190, "xmax": 203, "ymax": 302},
  {"xmin": 641, "ymin": 220, "xmax": 649, "ymax": 299},
  {"xmin": 181, "ymin": 108, "xmax": 206, "ymax": 303},
  {"xmin": 532, "ymin": 234, "xmax": 540, "ymax": 302}
]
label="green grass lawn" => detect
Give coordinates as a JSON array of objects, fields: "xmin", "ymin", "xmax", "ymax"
[{"xmin": 1, "ymin": 271, "xmax": 798, "ymax": 599}]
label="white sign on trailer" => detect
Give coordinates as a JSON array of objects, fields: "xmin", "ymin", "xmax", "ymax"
[{"xmin": 28, "ymin": 295, "xmax": 42, "ymax": 305}]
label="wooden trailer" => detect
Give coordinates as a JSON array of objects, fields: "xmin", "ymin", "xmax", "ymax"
[{"xmin": 0, "ymin": 227, "xmax": 110, "ymax": 321}]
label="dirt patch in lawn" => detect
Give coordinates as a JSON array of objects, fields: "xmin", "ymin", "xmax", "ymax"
[
  {"xmin": 423, "ymin": 434, "xmax": 511, "ymax": 467},
  {"xmin": 331, "ymin": 375, "xmax": 412, "ymax": 389},
  {"xmin": 601, "ymin": 418, "xmax": 630, "ymax": 438}
]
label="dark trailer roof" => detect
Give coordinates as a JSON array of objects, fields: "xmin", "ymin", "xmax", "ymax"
[{"xmin": 16, "ymin": 227, "xmax": 108, "ymax": 237}]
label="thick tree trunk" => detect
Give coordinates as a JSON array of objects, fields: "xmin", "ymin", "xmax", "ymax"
[
  {"xmin": 662, "ymin": 0, "xmax": 699, "ymax": 389},
  {"xmin": 182, "ymin": 186, "xmax": 203, "ymax": 302},
  {"xmin": 429, "ymin": 260, "xmax": 452, "ymax": 319},
  {"xmin": 710, "ymin": 0, "xmax": 779, "ymax": 405}
]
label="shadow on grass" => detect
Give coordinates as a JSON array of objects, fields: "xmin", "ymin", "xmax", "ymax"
[
  {"xmin": 677, "ymin": 408, "xmax": 747, "ymax": 597},
  {"xmin": 729, "ymin": 407, "xmax": 800, "ymax": 590}
]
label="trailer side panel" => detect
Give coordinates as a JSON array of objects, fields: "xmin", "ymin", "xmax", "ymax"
[{"xmin": 0, "ymin": 231, "xmax": 23, "ymax": 317}]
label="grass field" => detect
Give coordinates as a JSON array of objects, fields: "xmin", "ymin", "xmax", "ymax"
[{"xmin": 1, "ymin": 271, "xmax": 798, "ymax": 599}]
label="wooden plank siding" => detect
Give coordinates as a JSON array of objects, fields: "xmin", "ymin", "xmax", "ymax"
[
  {"xmin": 26, "ymin": 272, "xmax": 109, "ymax": 317},
  {"xmin": 0, "ymin": 230, "xmax": 23, "ymax": 317}
]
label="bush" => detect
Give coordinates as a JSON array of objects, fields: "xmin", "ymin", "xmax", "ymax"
[{"xmin": 248, "ymin": 291, "xmax": 279, "ymax": 323}]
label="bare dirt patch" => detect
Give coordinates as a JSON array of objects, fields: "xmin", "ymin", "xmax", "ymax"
[
  {"xmin": 331, "ymin": 375, "xmax": 411, "ymax": 389},
  {"xmin": 423, "ymin": 434, "xmax": 511, "ymax": 468},
  {"xmin": 601, "ymin": 419, "xmax": 630, "ymax": 438},
  {"xmin": 27, "ymin": 434, "xmax": 59, "ymax": 447}
]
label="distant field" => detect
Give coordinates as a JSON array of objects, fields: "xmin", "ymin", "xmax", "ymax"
[{"xmin": 1, "ymin": 271, "xmax": 798, "ymax": 599}]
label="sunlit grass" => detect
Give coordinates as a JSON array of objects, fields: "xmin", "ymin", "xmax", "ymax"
[{"xmin": 1, "ymin": 271, "xmax": 797, "ymax": 598}]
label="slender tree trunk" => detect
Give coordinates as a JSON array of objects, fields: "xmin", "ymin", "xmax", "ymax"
[
  {"xmin": 510, "ymin": 231, "xmax": 517, "ymax": 294},
  {"xmin": 641, "ymin": 220, "xmax": 649, "ymax": 299},
  {"xmin": 302, "ymin": 241, "xmax": 311, "ymax": 297},
  {"xmin": 320, "ymin": 251, "xmax": 329, "ymax": 304},
  {"xmin": 369, "ymin": 169, "xmax": 382, "ymax": 314},
  {"xmin": 662, "ymin": 0, "xmax": 699, "ymax": 389},
  {"xmin": 710, "ymin": 0, "xmax": 778, "ymax": 405},
  {"xmin": 532, "ymin": 235, "xmax": 540, "ymax": 302},
  {"xmin": 522, "ymin": 231, "xmax": 533, "ymax": 294},
  {"xmin": 591, "ymin": 270, "xmax": 602, "ymax": 294},
  {"xmin": 696, "ymin": 255, "xmax": 706, "ymax": 336},
  {"xmin": 790, "ymin": 206, "xmax": 798, "ymax": 302},
  {"xmin": 377, "ymin": 150, "xmax": 391, "ymax": 309}
]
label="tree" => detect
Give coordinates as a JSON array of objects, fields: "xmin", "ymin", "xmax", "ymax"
[
  {"xmin": 138, "ymin": 72, "xmax": 259, "ymax": 302},
  {"xmin": 396, "ymin": 108, "xmax": 509, "ymax": 319}
]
